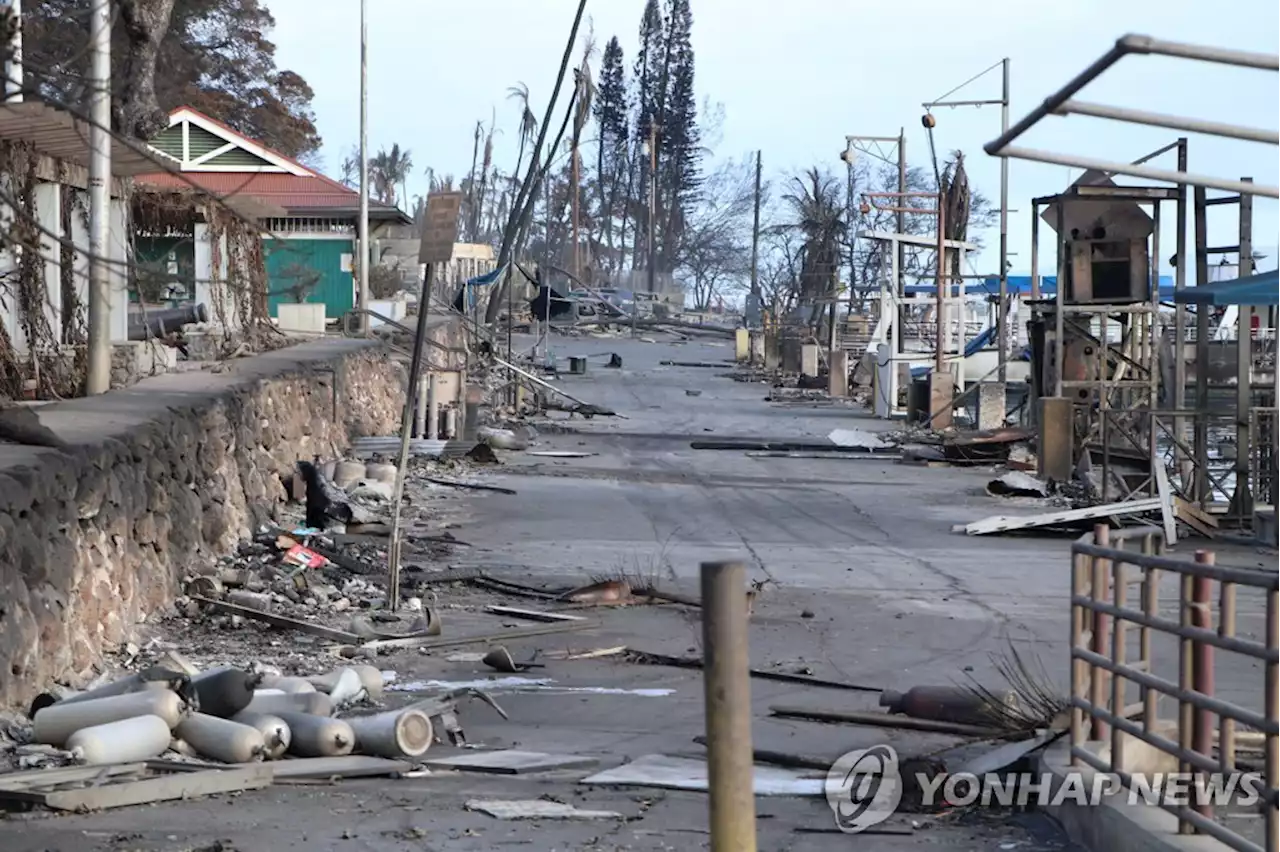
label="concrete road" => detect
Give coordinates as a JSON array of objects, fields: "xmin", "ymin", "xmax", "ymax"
[{"xmin": 9, "ymin": 333, "xmax": 1264, "ymax": 851}]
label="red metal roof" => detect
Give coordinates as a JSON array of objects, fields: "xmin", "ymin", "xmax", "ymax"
[{"xmin": 137, "ymin": 171, "xmax": 376, "ymax": 211}]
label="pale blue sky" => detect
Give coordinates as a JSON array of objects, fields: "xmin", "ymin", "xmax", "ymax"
[{"xmin": 266, "ymin": 0, "xmax": 1280, "ymax": 275}]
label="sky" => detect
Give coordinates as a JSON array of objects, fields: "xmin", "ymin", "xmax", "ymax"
[{"xmin": 265, "ymin": 0, "xmax": 1280, "ymax": 278}]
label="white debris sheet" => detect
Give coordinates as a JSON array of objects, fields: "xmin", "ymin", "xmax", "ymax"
[
  {"xmin": 827, "ymin": 428, "xmax": 892, "ymax": 450},
  {"xmin": 391, "ymin": 676, "xmax": 673, "ymax": 697},
  {"xmin": 466, "ymin": 799, "xmax": 623, "ymax": 820},
  {"xmin": 579, "ymin": 754, "xmax": 825, "ymax": 797}
]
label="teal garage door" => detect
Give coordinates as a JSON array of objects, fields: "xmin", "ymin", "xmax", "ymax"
[{"xmin": 264, "ymin": 237, "xmax": 355, "ymax": 318}]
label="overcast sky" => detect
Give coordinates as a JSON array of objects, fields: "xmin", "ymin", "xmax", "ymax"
[{"xmin": 265, "ymin": 0, "xmax": 1280, "ymax": 275}]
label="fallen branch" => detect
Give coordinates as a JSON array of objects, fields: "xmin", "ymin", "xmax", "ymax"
[
  {"xmin": 363, "ymin": 620, "xmax": 596, "ymax": 651},
  {"xmin": 423, "ymin": 477, "xmax": 517, "ymax": 495},
  {"xmin": 628, "ymin": 649, "xmax": 882, "ymax": 693},
  {"xmin": 193, "ymin": 597, "xmax": 361, "ymax": 644},
  {"xmin": 467, "ymin": 576, "xmax": 566, "ymax": 600},
  {"xmin": 493, "ymin": 356, "xmax": 626, "ymax": 418},
  {"xmin": 769, "ymin": 705, "xmax": 1009, "ymax": 738}
]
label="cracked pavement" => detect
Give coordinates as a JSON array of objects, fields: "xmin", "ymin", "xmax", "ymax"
[{"xmin": 5, "ymin": 333, "xmax": 1097, "ymax": 852}]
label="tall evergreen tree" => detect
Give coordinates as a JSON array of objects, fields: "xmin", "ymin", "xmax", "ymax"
[
  {"xmin": 656, "ymin": 0, "xmax": 700, "ymax": 273},
  {"xmin": 629, "ymin": 0, "xmax": 665, "ymax": 272},
  {"xmin": 593, "ymin": 37, "xmax": 629, "ymax": 273}
]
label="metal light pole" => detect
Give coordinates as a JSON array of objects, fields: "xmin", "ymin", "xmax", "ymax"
[
  {"xmin": 85, "ymin": 0, "xmax": 112, "ymax": 395},
  {"xmin": 922, "ymin": 57, "xmax": 1012, "ymax": 383},
  {"xmin": 357, "ymin": 0, "xmax": 370, "ymax": 336},
  {"xmin": 749, "ymin": 150, "xmax": 762, "ymax": 307},
  {"xmin": 638, "ymin": 124, "xmax": 658, "ymax": 337}
]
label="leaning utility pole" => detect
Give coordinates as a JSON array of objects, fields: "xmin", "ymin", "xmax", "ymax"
[
  {"xmin": 85, "ymin": 0, "xmax": 111, "ymax": 395},
  {"xmin": 749, "ymin": 150, "xmax": 762, "ymax": 305},
  {"xmin": 357, "ymin": 0, "xmax": 371, "ymax": 335}
]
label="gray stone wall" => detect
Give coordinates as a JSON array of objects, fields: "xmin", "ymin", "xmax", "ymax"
[{"xmin": 0, "ymin": 338, "xmax": 417, "ymax": 709}]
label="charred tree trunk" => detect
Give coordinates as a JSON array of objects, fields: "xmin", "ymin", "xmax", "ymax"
[{"xmin": 115, "ymin": 0, "xmax": 177, "ymax": 139}]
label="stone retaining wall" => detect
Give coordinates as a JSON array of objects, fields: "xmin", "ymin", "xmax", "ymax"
[{"xmin": 0, "ymin": 337, "xmax": 432, "ymax": 709}]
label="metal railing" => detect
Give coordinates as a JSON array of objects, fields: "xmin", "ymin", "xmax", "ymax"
[
  {"xmin": 1253, "ymin": 407, "xmax": 1279, "ymax": 508},
  {"xmin": 1070, "ymin": 524, "xmax": 1279, "ymax": 852}
]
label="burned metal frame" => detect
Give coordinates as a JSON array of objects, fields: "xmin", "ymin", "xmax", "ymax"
[
  {"xmin": 861, "ymin": 190, "xmax": 949, "ymax": 376},
  {"xmin": 985, "ymin": 35, "xmax": 1280, "ymax": 199},
  {"xmin": 1028, "ymin": 161, "xmax": 1179, "ymax": 504}
]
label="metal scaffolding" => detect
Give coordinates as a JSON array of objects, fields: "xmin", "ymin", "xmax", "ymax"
[{"xmin": 989, "ymin": 33, "xmax": 1279, "ymax": 534}]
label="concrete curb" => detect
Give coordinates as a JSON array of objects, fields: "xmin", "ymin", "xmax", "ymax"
[{"xmin": 1035, "ymin": 743, "xmax": 1229, "ymax": 852}]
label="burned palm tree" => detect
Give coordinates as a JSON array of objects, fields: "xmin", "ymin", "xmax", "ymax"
[
  {"xmin": 569, "ymin": 34, "xmax": 598, "ymax": 280},
  {"xmin": 941, "ymin": 150, "xmax": 970, "ymax": 282},
  {"xmin": 783, "ymin": 168, "xmax": 847, "ymax": 327}
]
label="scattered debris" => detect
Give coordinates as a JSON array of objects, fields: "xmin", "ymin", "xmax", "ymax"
[
  {"xmin": 827, "ymin": 428, "xmax": 893, "ymax": 450},
  {"xmin": 423, "ymin": 749, "xmax": 597, "ymax": 775},
  {"xmin": 986, "ymin": 471, "xmax": 1051, "ymax": 499},
  {"xmin": 0, "ymin": 762, "xmax": 271, "ymax": 811},
  {"xmin": 952, "ymin": 496, "xmax": 1165, "ymax": 536},
  {"xmin": 627, "ymin": 649, "xmax": 880, "ymax": 693},
  {"xmin": 484, "ymin": 605, "xmax": 587, "ymax": 623},
  {"xmin": 481, "ymin": 646, "xmax": 544, "ymax": 673},
  {"xmin": 421, "ymin": 476, "xmax": 518, "ymax": 495},
  {"xmin": 880, "ymin": 685, "xmax": 1019, "ymax": 728},
  {"xmin": 466, "ymin": 799, "xmax": 623, "ymax": 820},
  {"xmin": 579, "ymin": 754, "xmax": 825, "ymax": 796},
  {"xmin": 560, "ymin": 579, "xmax": 632, "ymax": 605}
]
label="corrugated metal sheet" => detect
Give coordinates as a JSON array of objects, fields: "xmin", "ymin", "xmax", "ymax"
[{"xmin": 0, "ymin": 101, "xmax": 176, "ymax": 177}]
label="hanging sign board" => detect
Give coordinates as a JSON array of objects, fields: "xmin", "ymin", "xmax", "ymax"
[{"xmin": 418, "ymin": 191, "xmax": 464, "ymax": 264}]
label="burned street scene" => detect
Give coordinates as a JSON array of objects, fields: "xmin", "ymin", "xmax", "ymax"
[{"xmin": 0, "ymin": 2, "xmax": 1276, "ymax": 851}]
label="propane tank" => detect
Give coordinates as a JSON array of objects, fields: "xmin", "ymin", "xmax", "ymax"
[
  {"xmin": 230, "ymin": 710, "xmax": 292, "ymax": 760},
  {"xmin": 305, "ymin": 668, "xmax": 351, "ymax": 693},
  {"xmin": 53, "ymin": 667, "xmax": 189, "ymax": 707},
  {"xmin": 333, "ymin": 461, "xmax": 366, "ymax": 489},
  {"xmin": 258, "ymin": 675, "xmax": 316, "ymax": 695},
  {"xmin": 879, "ymin": 685, "xmax": 1018, "ymax": 727},
  {"xmin": 169, "ymin": 738, "xmax": 199, "ymax": 758},
  {"xmin": 191, "ymin": 667, "xmax": 260, "ymax": 718},
  {"xmin": 245, "ymin": 690, "xmax": 332, "ymax": 717},
  {"xmin": 304, "ymin": 668, "xmax": 366, "ymax": 707},
  {"xmin": 273, "ymin": 712, "xmax": 354, "ymax": 757},
  {"xmin": 67, "ymin": 715, "xmax": 172, "ymax": 765},
  {"xmin": 175, "ymin": 713, "xmax": 266, "ymax": 763},
  {"xmin": 349, "ymin": 665, "xmax": 385, "ymax": 700},
  {"xmin": 34, "ymin": 690, "xmax": 187, "ymax": 747},
  {"xmin": 346, "ymin": 709, "xmax": 433, "ymax": 759}
]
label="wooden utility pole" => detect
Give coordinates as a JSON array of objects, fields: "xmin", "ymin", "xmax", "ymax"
[
  {"xmin": 571, "ymin": 142, "xmax": 581, "ymax": 282},
  {"xmin": 645, "ymin": 121, "xmax": 660, "ymax": 297},
  {"xmin": 749, "ymin": 150, "xmax": 762, "ymax": 303}
]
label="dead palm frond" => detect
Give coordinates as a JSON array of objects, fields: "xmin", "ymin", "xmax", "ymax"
[{"xmin": 960, "ymin": 640, "xmax": 1068, "ymax": 732}]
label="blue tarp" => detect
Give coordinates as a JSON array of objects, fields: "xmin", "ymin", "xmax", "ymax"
[
  {"xmin": 903, "ymin": 275, "xmax": 1179, "ymax": 298},
  {"xmin": 466, "ymin": 266, "xmax": 506, "ymax": 287},
  {"xmin": 1172, "ymin": 270, "xmax": 1278, "ymax": 307}
]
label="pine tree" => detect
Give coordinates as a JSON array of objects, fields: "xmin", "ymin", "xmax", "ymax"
[
  {"xmin": 593, "ymin": 37, "xmax": 629, "ymax": 274},
  {"xmin": 629, "ymin": 0, "xmax": 665, "ymax": 273},
  {"xmin": 657, "ymin": 0, "xmax": 700, "ymax": 273}
]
